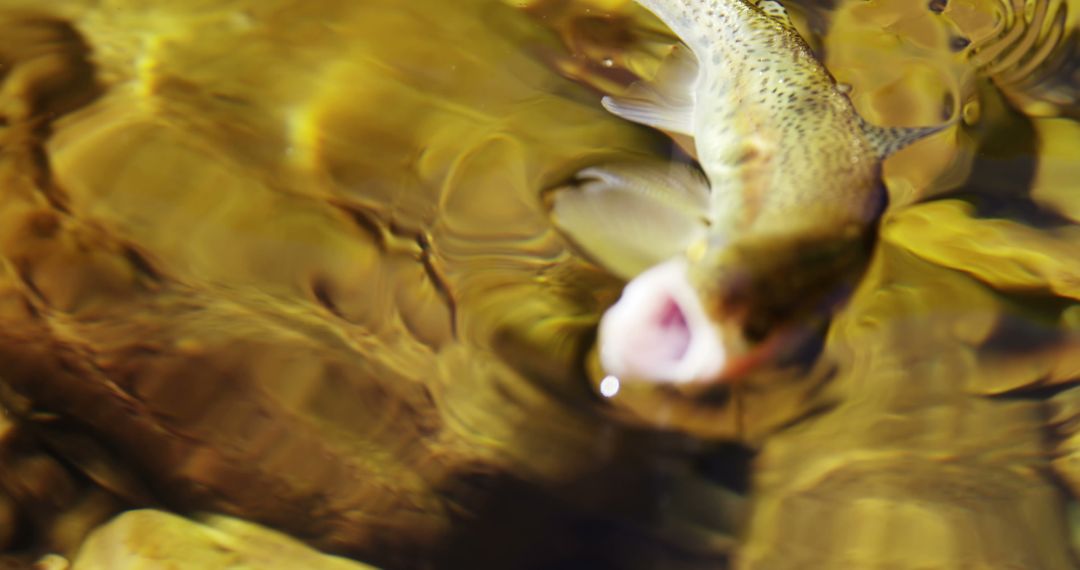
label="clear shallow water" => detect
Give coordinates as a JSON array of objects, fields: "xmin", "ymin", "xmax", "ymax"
[{"xmin": 0, "ymin": 0, "xmax": 1078, "ymax": 568}]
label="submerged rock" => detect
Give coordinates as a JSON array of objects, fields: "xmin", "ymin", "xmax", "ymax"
[{"xmin": 71, "ymin": 510, "xmax": 379, "ymax": 570}]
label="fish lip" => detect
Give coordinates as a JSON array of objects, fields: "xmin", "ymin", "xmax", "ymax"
[{"xmin": 598, "ymin": 258, "xmax": 727, "ymax": 385}]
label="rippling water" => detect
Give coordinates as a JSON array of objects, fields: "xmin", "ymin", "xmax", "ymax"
[{"xmin": 0, "ymin": 1, "xmax": 1078, "ymax": 568}]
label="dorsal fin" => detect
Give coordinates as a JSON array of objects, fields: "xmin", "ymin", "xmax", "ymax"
[
  {"xmin": 753, "ymin": 0, "xmax": 796, "ymax": 31},
  {"xmin": 858, "ymin": 115, "xmax": 957, "ymax": 159},
  {"xmin": 602, "ymin": 44, "xmax": 699, "ymax": 136}
]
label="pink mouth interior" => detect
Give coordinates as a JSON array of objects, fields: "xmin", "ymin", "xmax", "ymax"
[
  {"xmin": 641, "ymin": 295, "xmax": 691, "ymax": 363},
  {"xmin": 599, "ymin": 258, "xmax": 727, "ymax": 384}
]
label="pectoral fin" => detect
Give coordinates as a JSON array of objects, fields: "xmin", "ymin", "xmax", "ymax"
[
  {"xmin": 602, "ymin": 44, "xmax": 699, "ymax": 136},
  {"xmin": 549, "ymin": 161, "xmax": 710, "ymax": 279}
]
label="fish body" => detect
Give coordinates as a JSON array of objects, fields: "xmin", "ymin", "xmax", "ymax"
[
  {"xmin": 621, "ymin": 0, "xmax": 880, "ymax": 238},
  {"xmin": 551, "ymin": 0, "xmax": 951, "ymax": 387}
]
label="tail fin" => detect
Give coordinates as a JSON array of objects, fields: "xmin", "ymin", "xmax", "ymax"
[{"xmin": 858, "ymin": 114, "xmax": 959, "ymax": 159}]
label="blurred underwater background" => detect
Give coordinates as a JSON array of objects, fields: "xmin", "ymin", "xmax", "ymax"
[{"xmin": 0, "ymin": 0, "xmax": 1079, "ymax": 568}]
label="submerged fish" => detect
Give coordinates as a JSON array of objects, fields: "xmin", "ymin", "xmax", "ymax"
[{"xmin": 552, "ymin": 0, "xmax": 952, "ymax": 387}]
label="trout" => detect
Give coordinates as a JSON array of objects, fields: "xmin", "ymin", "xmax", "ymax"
[{"xmin": 552, "ymin": 0, "xmax": 952, "ymax": 387}]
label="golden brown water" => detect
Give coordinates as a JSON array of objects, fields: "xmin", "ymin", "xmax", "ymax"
[{"xmin": 0, "ymin": 0, "xmax": 1078, "ymax": 568}]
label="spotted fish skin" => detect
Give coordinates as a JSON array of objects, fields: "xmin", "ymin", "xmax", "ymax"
[{"xmin": 627, "ymin": 0, "xmax": 888, "ymax": 240}]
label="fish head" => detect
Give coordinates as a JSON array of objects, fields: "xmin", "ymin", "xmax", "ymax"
[
  {"xmin": 593, "ymin": 250, "xmax": 775, "ymax": 393},
  {"xmin": 596, "ymin": 223, "xmax": 874, "ymax": 390}
]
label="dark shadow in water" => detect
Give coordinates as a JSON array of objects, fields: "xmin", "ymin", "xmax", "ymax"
[
  {"xmin": 978, "ymin": 293, "xmax": 1078, "ymax": 401},
  {"xmin": 432, "ymin": 443, "xmax": 737, "ymax": 570},
  {"xmin": 985, "ymin": 377, "xmax": 1077, "ymax": 401},
  {"xmin": 695, "ymin": 444, "xmax": 756, "ymax": 495},
  {"xmin": 0, "ymin": 14, "xmax": 103, "ymax": 133},
  {"xmin": 980, "ymin": 312, "xmax": 1067, "ymax": 356}
]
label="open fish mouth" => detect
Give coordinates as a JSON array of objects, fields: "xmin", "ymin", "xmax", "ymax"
[
  {"xmin": 595, "ymin": 252, "xmax": 840, "ymax": 391},
  {"xmin": 598, "ymin": 258, "xmax": 729, "ymax": 384}
]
